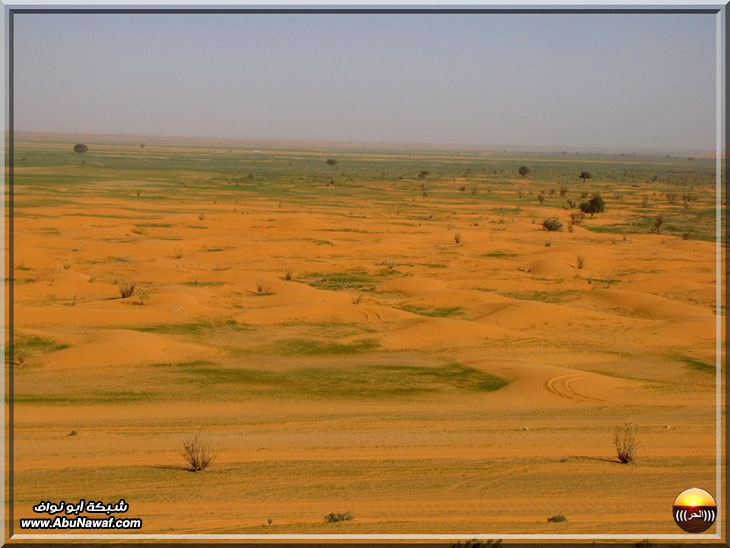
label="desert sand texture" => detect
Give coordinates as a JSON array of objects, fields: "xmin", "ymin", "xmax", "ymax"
[{"xmin": 8, "ymin": 138, "xmax": 726, "ymax": 536}]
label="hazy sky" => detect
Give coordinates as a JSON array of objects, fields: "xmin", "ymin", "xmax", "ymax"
[{"xmin": 14, "ymin": 12, "xmax": 717, "ymax": 151}]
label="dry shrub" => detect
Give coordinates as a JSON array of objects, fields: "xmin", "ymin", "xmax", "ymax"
[
  {"xmin": 454, "ymin": 233, "xmax": 462, "ymax": 244},
  {"xmin": 576, "ymin": 255, "xmax": 585, "ymax": 269},
  {"xmin": 614, "ymin": 423, "xmax": 639, "ymax": 463},
  {"xmin": 653, "ymin": 215, "xmax": 664, "ymax": 234},
  {"xmin": 284, "ymin": 269, "xmax": 293, "ymax": 281},
  {"xmin": 181, "ymin": 433, "xmax": 216, "ymax": 472},
  {"xmin": 324, "ymin": 512, "xmax": 354, "ymax": 523},
  {"xmin": 119, "ymin": 281, "xmax": 136, "ymax": 299},
  {"xmin": 547, "ymin": 514, "xmax": 567, "ymax": 523},
  {"xmin": 542, "ymin": 217, "xmax": 563, "ymax": 231}
]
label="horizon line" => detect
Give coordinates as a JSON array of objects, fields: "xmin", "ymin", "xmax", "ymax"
[{"xmin": 10, "ymin": 130, "xmax": 718, "ymax": 157}]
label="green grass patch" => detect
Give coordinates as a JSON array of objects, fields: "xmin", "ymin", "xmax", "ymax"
[
  {"xmin": 674, "ymin": 354, "xmax": 715, "ymax": 374},
  {"xmin": 301, "ymin": 271, "xmax": 376, "ymax": 291},
  {"xmin": 131, "ymin": 321, "xmax": 250, "ymax": 336},
  {"xmin": 482, "ymin": 251, "xmax": 518, "ymax": 258},
  {"xmin": 108, "ymin": 255, "xmax": 132, "ymax": 263},
  {"xmin": 174, "ymin": 362, "xmax": 508, "ymax": 399},
  {"xmin": 274, "ymin": 338, "xmax": 380, "ymax": 355},
  {"xmin": 182, "ymin": 281, "xmax": 229, "ymax": 287},
  {"xmin": 11, "ymin": 334, "xmax": 68, "ymax": 362},
  {"xmin": 204, "ymin": 247, "xmax": 234, "ymax": 252},
  {"xmin": 11, "ymin": 391, "xmax": 157, "ymax": 405},
  {"xmin": 592, "ymin": 278, "xmax": 621, "ymax": 286},
  {"xmin": 318, "ymin": 228, "xmax": 374, "ymax": 234},
  {"xmin": 499, "ymin": 289, "xmax": 579, "ymax": 304},
  {"xmin": 397, "ymin": 305, "xmax": 463, "ymax": 317}
]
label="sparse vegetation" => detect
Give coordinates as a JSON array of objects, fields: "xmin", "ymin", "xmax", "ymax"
[
  {"xmin": 547, "ymin": 514, "xmax": 567, "ymax": 523},
  {"xmin": 180, "ymin": 433, "xmax": 216, "ymax": 471},
  {"xmin": 137, "ymin": 287, "xmax": 149, "ymax": 305},
  {"xmin": 73, "ymin": 143, "xmax": 89, "ymax": 154},
  {"xmin": 324, "ymin": 512, "xmax": 354, "ymax": 523},
  {"xmin": 119, "ymin": 281, "xmax": 136, "ymax": 299},
  {"xmin": 11, "ymin": 138, "xmax": 719, "ymax": 531},
  {"xmin": 518, "ymin": 166, "xmax": 530, "ymax": 177},
  {"xmin": 542, "ymin": 217, "xmax": 563, "ymax": 231},
  {"xmin": 653, "ymin": 214, "xmax": 664, "ymax": 234},
  {"xmin": 451, "ymin": 540, "xmax": 502, "ymax": 548},
  {"xmin": 614, "ymin": 423, "xmax": 639, "ymax": 463},
  {"xmin": 579, "ymin": 194, "xmax": 605, "ymax": 217}
]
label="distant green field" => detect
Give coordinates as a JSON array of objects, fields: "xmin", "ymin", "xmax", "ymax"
[{"xmin": 12, "ymin": 140, "xmax": 721, "ymax": 245}]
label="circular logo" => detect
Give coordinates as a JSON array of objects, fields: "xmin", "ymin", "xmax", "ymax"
[{"xmin": 673, "ymin": 488, "xmax": 717, "ymax": 533}]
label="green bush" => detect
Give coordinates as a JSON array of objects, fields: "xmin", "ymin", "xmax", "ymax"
[
  {"xmin": 579, "ymin": 195, "xmax": 605, "ymax": 217},
  {"xmin": 542, "ymin": 218, "xmax": 563, "ymax": 232}
]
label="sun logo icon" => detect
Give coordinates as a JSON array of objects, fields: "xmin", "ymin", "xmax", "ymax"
[{"xmin": 673, "ymin": 488, "xmax": 717, "ymax": 533}]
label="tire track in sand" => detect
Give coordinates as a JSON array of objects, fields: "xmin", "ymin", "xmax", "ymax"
[
  {"xmin": 545, "ymin": 374, "xmax": 605, "ymax": 403},
  {"xmin": 358, "ymin": 307, "xmax": 382, "ymax": 323}
]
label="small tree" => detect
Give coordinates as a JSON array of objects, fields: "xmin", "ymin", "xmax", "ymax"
[
  {"xmin": 579, "ymin": 195, "xmax": 605, "ymax": 218},
  {"xmin": 73, "ymin": 143, "xmax": 89, "ymax": 154},
  {"xmin": 417, "ymin": 170, "xmax": 430, "ymax": 180},
  {"xmin": 614, "ymin": 423, "xmax": 639, "ymax": 463},
  {"xmin": 326, "ymin": 159, "xmax": 337, "ymax": 167},
  {"xmin": 518, "ymin": 166, "xmax": 530, "ymax": 177},
  {"xmin": 579, "ymin": 171, "xmax": 592, "ymax": 182}
]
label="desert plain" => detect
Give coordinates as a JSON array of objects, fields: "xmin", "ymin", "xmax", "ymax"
[{"xmin": 7, "ymin": 135, "xmax": 726, "ymax": 536}]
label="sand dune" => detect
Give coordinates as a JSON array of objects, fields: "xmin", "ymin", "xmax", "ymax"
[{"xmin": 10, "ymin": 141, "xmax": 722, "ymax": 535}]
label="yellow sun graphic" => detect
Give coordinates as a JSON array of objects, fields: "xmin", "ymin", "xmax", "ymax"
[{"xmin": 674, "ymin": 488, "xmax": 715, "ymax": 508}]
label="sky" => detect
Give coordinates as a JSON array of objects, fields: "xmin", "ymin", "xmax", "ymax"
[{"xmin": 13, "ymin": 12, "xmax": 718, "ymax": 152}]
